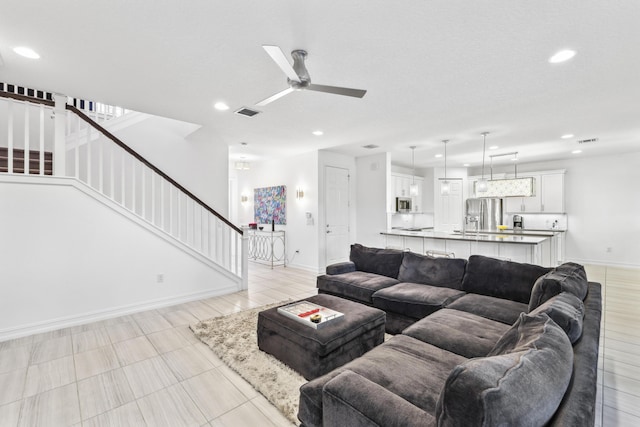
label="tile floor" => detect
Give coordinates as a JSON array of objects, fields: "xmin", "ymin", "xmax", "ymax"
[
  {"xmin": 0, "ymin": 263, "xmax": 316, "ymax": 427},
  {"xmin": 0, "ymin": 262, "xmax": 638, "ymax": 426}
]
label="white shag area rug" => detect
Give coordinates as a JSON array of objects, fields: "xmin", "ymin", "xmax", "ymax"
[{"xmin": 190, "ymin": 301, "xmax": 304, "ymax": 425}]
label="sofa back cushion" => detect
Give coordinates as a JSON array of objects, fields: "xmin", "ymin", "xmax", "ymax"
[
  {"xmin": 350, "ymin": 244, "xmax": 404, "ymax": 279},
  {"xmin": 528, "ymin": 262, "xmax": 589, "ymax": 311},
  {"xmin": 461, "ymin": 255, "xmax": 551, "ymax": 304},
  {"xmin": 529, "ymin": 292, "xmax": 585, "ymax": 343},
  {"xmin": 397, "ymin": 251, "xmax": 467, "ymax": 290},
  {"xmin": 437, "ymin": 313, "xmax": 573, "ymax": 427}
]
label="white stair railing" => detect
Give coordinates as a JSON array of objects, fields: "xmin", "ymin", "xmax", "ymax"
[{"xmin": 0, "ymin": 90, "xmax": 247, "ymax": 287}]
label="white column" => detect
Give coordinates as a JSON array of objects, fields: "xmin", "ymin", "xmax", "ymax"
[{"xmin": 53, "ymin": 94, "xmax": 67, "ymax": 176}]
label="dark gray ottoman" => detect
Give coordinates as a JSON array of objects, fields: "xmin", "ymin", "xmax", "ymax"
[{"xmin": 257, "ymin": 294, "xmax": 386, "ymax": 380}]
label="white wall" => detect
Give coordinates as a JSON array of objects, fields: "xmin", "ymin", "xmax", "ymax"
[
  {"xmin": 477, "ymin": 152, "xmax": 640, "ymax": 267},
  {"xmin": 233, "ymin": 151, "xmax": 319, "ymax": 272},
  {"xmin": 0, "ymin": 178, "xmax": 239, "ymax": 340},
  {"xmin": 356, "ymin": 152, "xmax": 390, "ymax": 248},
  {"xmin": 113, "ymin": 116, "xmax": 229, "ymax": 214}
]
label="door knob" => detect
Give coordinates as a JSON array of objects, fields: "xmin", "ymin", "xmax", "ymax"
[{"xmin": 326, "ymin": 230, "xmax": 331, "ymax": 234}]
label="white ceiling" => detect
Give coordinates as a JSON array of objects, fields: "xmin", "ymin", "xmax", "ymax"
[{"xmin": 1, "ymin": 1, "xmax": 639, "ymax": 169}]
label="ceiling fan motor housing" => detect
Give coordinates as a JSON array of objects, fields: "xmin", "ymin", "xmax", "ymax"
[{"xmin": 289, "ymin": 50, "xmax": 310, "ymax": 89}]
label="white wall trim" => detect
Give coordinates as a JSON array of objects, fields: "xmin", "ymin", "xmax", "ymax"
[
  {"xmin": 0, "ymin": 284, "xmax": 237, "ymax": 342},
  {"xmin": 567, "ymin": 258, "xmax": 640, "ymax": 270}
]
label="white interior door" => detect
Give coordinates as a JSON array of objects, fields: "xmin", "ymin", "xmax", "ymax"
[
  {"xmin": 437, "ymin": 180, "xmax": 463, "ymax": 232},
  {"xmin": 325, "ymin": 166, "xmax": 350, "ymax": 265}
]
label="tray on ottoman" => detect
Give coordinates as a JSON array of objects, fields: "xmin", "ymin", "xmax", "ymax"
[{"xmin": 257, "ymin": 294, "xmax": 386, "ymax": 380}]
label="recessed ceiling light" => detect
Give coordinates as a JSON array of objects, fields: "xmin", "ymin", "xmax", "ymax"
[
  {"xmin": 489, "ymin": 145, "xmax": 499, "ymax": 150},
  {"xmin": 312, "ymin": 130, "xmax": 324, "ymax": 136},
  {"xmin": 214, "ymin": 102, "xmax": 229, "ymax": 111},
  {"xmin": 549, "ymin": 49, "xmax": 576, "ymax": 64},
  {"xmin": 435, "ymin": 154, "xmax": 443, "ymax": 158},
  {"xmin": 561, "ymin": 134, "xmax": 574, "ymax": 139},
  {"xmin": 13, "ymin": 46, "xmax": 40, "ymax": 59},
  {"xmin": 572, "ymin": 150, "xmax": 582, "ymax": 154},
  {"xmin": 463, "ymin": 163, "xmax": 471, "ymax": 167}
]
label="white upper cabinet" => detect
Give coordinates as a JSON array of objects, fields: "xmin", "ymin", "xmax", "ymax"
[
  {"xmin": 391, "ymin": 173, "xmax": 423, "ymax": 212},
  {"xmin": 540, "ymin": 173, "xmax": 565, "ymax": 212},
  {"xmin": 503, "ymin": 171, "xmax": 565, "ymax": 213}
]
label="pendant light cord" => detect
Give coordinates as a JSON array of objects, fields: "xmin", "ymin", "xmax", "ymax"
[
  {"xmin": 481, "ymin": 132, "xmax": 488, "ymax": 179},
  {"xmin": 442, "ymin": 139, "xmax": 449, "ymax": 180}
]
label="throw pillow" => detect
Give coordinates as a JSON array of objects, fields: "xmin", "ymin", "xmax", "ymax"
[
  {"xmin": 528, "ymin": 262, "xmax": 588, "ymax": 311},
  {"xmin": 529, "ymin": 292, "xmax": 585, "ymax": 343}
]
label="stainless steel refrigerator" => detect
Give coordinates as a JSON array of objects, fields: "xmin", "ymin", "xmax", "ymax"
[{"xmin": 465, "ymin": 198, "xmax": 503, "ymax": 231}]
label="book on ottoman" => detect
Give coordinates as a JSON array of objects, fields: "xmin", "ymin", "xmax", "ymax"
[{"xmin": 278, "ymin": 301, "xmax": 344, "ymax": 329}]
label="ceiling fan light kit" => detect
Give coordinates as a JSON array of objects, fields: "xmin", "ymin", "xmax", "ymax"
[{"xmin": 257, "ymin": 45, "xmax": 367, "ymax": 106}]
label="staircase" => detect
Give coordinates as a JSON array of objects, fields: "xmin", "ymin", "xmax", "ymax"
[{"xmin": 0, "ymin": 85, "xmax": 247, "ymax": 290}]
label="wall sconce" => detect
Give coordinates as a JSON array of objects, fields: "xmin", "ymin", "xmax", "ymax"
[
  {"xmin": 296, "ymin": 188, "xmax": 305, "ymax": 200},
  {"xmin": 241, "ymin": 195, "xmax": 249, "ymax": 203}
]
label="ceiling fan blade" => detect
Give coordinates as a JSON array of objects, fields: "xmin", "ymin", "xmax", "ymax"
[
  {"xmin": 262, "ymin": 45, "xmax": 300, "ymax": 82},
  {"xmin": 307, "ymin": 84, "xmax": 367, "ymax": 98},
  {"xmin": 255, "ymin": 87, "xmax": 295, "ymax": 106}
]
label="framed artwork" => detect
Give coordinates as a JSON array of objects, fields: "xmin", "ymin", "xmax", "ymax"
[{"xmin": 254, "ymin": 185, "xmax": 287, "ymax": 225}]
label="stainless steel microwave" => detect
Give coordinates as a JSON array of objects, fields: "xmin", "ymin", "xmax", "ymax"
[{"xmin": 396, "ymin": 197, "xmax": 412, "ymax": 213}]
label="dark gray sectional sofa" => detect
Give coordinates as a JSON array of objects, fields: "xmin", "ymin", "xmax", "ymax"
[{"xmin": 299, "ymin": 244, "xmax": 602, "ymax": 427}]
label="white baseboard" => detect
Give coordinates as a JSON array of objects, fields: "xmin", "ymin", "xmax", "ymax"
[
  {"xmin": 567, "ymin": 258, "xmax": 640, "ymax": 270},
  {"xmin": 0, "ymin": 285, "xmax": 238, "ymax": 342}
]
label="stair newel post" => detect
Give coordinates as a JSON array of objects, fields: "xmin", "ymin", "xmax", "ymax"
[
  {"xmin": 53, "ymin": 94, "xmax": 67, "ymax": 177},
  {"xmin": 241, "ymin": 226, "xmax": 249, "ymax": 290}
]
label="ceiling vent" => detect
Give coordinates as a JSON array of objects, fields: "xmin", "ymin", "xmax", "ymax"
[
  {"xmin": 234, "ymin": 107, "xmax": 261, "ymax": 118},
  {"xmin": 577, "ymin": 138, "xmax": 598, "ymax": 144},
  {"xmin": 362, "ymin": 144, "xmax": 379, "ymax": 149}
]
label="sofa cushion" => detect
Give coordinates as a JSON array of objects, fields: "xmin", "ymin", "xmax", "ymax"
[
  {"xmin": 529, "ymin": 262, "xmax": 589, "ymax": 311},
  {"xmin": 437, "ymin": 313, "xmax": 573, "ymax": 427},
  {"xmin": 298, "ymin": 335, "xmax": 467, "ymax": 427},
  {"xmin": 397, "ymin": 252, "xmax": 467, "ymax": 290},
  {"xmin": 323, "ymin": 370, "xmax": 436, "ymax": 427},
  {"xmin": 317, "ymin": 272, "xmax": 399, "ymax": 304},
  {"xmin": 350, "ymin": 243, "xmax": 404, "ymax": 279},
  {"xmin": 402, "ymin": 309, "xmax": 511, "ymax": 358},
  {"xmin": 461, "ymin": 255, "xmax": 551, "ymax": 304},
  {"xmin": 445, "ymin": 293, "xmax": 528, "ymax": 325},
  {"xmin": 371, "ymin": 283, "xmax": 465, "ymax": 320},
  {"xmin": 529, "ymin": 292, "xmax": 585, "ymax": 343}
]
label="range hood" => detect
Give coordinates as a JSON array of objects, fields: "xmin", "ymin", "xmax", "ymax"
[{"xmin": 475, "ymin": 177, "xmax": 536, "ymax": 198}]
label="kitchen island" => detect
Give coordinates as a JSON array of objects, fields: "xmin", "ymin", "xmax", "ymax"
[{"xmin": 381, "ymin": 229, "xmax": 555, "ymax": 267}]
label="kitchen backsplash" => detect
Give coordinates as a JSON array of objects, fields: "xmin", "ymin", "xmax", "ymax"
[
  {"xmin": 505, "ymin": 213, "xmax": 568, "ymax": 230},
  {"xmin": 389, "ymin": 213, "xmax": 435, "ymax": 229}
]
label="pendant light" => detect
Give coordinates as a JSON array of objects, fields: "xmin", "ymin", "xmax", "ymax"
[
  {"xmin": 441, "ymin": 139, "xmax": 450, "ymax": 195},
  {"xmin": 409, "ymin": 146, "xmax": 419, "ymax": 196},
  {"xmin": 476, "ymin": 132, "xmax": 489, "ymax": 193}
]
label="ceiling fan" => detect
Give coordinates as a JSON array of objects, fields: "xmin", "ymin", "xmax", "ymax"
[{"xmin": 256, "ymin": 45, "xmax": 367, "ymax": 106}]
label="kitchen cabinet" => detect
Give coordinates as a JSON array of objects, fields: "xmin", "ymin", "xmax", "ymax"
[
  {"xmin": 504, "ymin": 171, "xmax": 565, "ymax": 213},
  {"xmin": 404, "ymin": 236, "xmax": 424, "ymax": 253},
  {"xmin": 423, "ymin": 238, "xmax": 446, "ymax": 254},
  {"xmin": 445, "ymin": 240, "xmax": 470, "ymax": 259},
  {"xmin": 391, "ymin": 173, "xmax": 423, "ymax": 212},
  {"xmin": 540, "ymin": 174, "xmax": 564, "ymax": 212}
]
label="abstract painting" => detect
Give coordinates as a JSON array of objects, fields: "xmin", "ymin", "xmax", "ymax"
[{"xmin": 254, "ymin": 185, "xmax": 287, "ymax": 225}]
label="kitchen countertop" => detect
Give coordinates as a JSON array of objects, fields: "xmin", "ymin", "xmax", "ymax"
[
  {"xmin": 454, "ymin": 228, "xmax": 566, "ymax": 236},
  {"xmin": 381, "ymin": 229, "xmax": 550, "ymax": 245}
]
